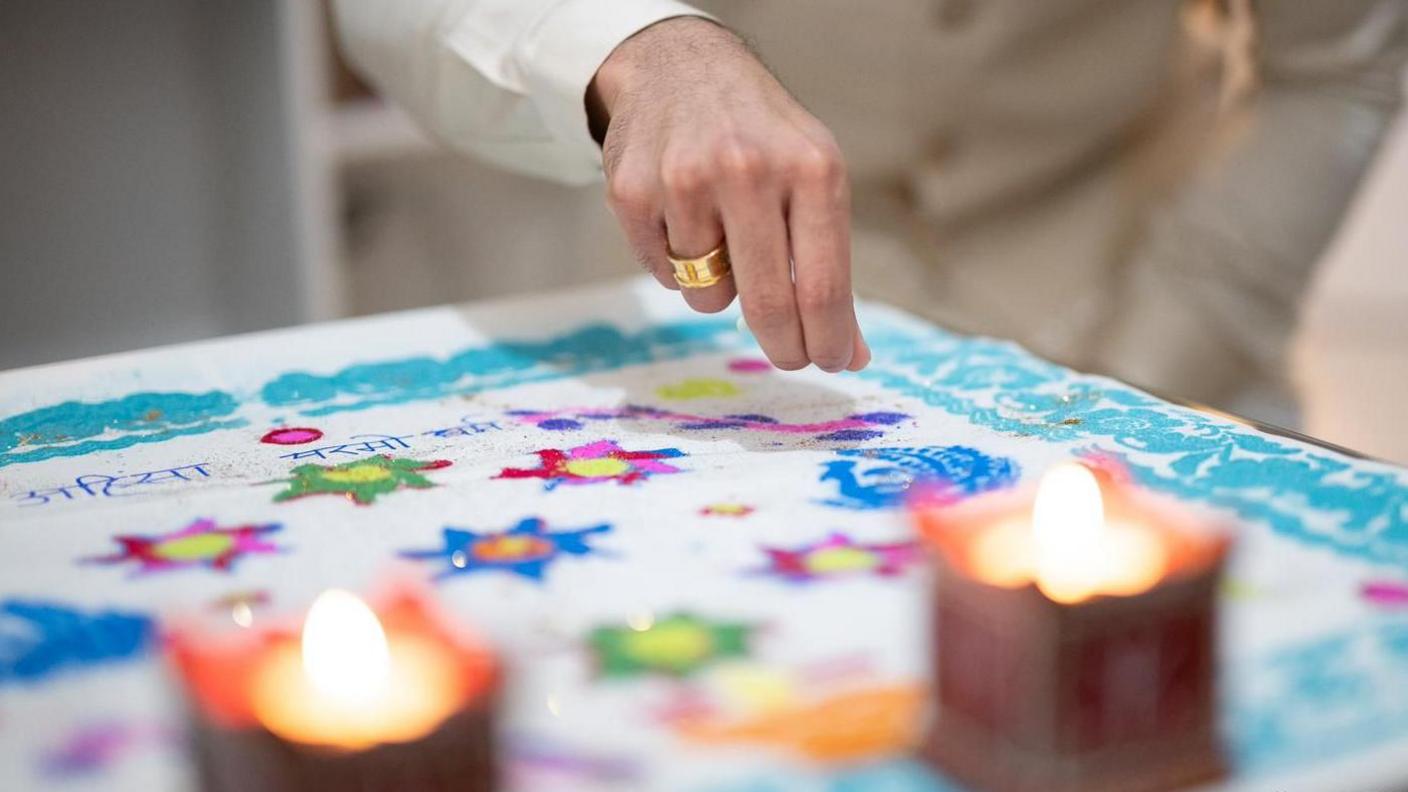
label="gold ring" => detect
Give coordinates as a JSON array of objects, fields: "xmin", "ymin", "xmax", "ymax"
[{"xmin": 669, "ymin": 243, "xmax": 732, "ymax": 289}]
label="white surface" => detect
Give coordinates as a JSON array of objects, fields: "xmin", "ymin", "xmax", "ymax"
[{"xmin": 2, "ymin": 279, "xmax": 1407, "ymax": 791}]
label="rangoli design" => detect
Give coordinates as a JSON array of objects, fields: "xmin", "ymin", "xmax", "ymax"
[
  {"xmin": 819, "ymin": 445, "xmax": 1020, "ymax": 510},
  {"xmin": 589, "ymin": 613, "xmax": 754, "ymax": 679},
  {"xmin": 273, "ymin": 454, "xmax": 450, "ymax": 504},
  {"xmin": 760, "ymin": 533, "xmax": 923, "ymax": 583},
  {"xmin": 87, "ymin": 518, "xmax": 282, "ymax": 574},
  {"xmin": 8, "ymin": 297, "xmax": 1408, "ymax": 789},
  {"xmin": 508, "ymin": 405, "xmax": 909, "ymax": 442},
  {"xmin": 400, "ymin": 517, "xmax": 612, "ymax": 582},
  {"xmin": 495, "ymin": 440, "xmax": 684, "ymax": 489}
]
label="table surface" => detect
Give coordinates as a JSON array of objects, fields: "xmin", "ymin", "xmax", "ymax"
[{"xmin": 2, "ymin": 278, "xmax": 1407, "ymax": 792}]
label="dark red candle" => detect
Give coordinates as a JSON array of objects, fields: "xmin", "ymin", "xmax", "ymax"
[{"xmin": 912, "ymin": 462, "xmax": 1231, "ymax": 792}]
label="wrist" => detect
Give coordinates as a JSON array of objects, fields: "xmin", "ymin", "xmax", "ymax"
[{"xmin": 588, "ymin": 16, "xmax": 737, "ymax": 137}]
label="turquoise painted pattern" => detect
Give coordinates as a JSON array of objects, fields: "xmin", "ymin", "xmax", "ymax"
[
  {"xmin": 7, "ymin": 313, "xmax": 1406, "ymax": 573},
  {"xmin": 0, "ymin": 319, "xmax": 743, "ymax": 469},
  {"xmin": 0, "ymin": 392, "xmax": 243, "ymax": 469},
  {"xmin": 857, "ymin": 320, "xmax": 1408, "ymax": 572}
]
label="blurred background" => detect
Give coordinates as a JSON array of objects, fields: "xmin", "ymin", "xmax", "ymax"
[{"xmin": 0, "ymin": 0, "xmax": 1404, "ymax": 463}]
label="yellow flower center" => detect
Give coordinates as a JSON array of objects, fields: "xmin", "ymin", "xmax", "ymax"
[
  {"xmin": 472, "ymin": 535, "xmax": 553, "ymax": 562},
  {"xmin": 321, "ymin": 464, "xmax": 394, "ymax": 484},
  {"xmin": 563, "ymin": 457, "xmax": 631, "ymax": 478},
  {"xmin": 155, "ymin": 533, "xmax": 236, "ymax": 561},
  {"xmin": 623, "ymin": 622, "xmax": 715, "ymax": 667},
  {"xmin": 805, "ymin": 547, "xmax": 879, "ymax": 575},
  {"xmin": 707, "ymin": 503, "xmax": 750, "ymax": 516}
]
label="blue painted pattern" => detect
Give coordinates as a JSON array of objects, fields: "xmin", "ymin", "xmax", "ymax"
[
  {"xmin": 819, "ymin": 446, "xmax": 1020, "ymax": 510},
  {"xmin": 0, "ymin": 600, "xmax": 155, "ymax": 685}
]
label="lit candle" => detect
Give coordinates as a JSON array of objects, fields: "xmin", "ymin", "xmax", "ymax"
[
  {"xmin": 911, "ymin": 459, "xmax": 1231, "ymax": 792},
  {"xmin": 967, "ymin": 463, "xmax": 1167, "ymax": 603},
  {"xmin": 249, "ymin": 589, "xmax": 465, "ymax": 750},
  {"xmin": 166, "ymin": 583, "xmax": 501, "ymax": 792}
]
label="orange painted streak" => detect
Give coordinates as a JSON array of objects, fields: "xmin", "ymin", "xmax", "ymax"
[{"xmin": 680, "ymin": 684, "xmax": 926, "ymax": 763}]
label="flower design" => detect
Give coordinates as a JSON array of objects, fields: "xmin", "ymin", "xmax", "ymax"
[
  {"xmin": 273, "ymin": 454, "xmax": 450, "ymax": 504},
  {"xmin": 400, "ymin": 517, "xmax": 611, "ymax": 581},
  {"xmin": 495, "ymin": 440, "xmax": 684, "ymax": 489},
  {"xmin": 589, "ymin": 613, "xmax": 753, "ymax": 679},
  {"xmin": 87, "ymin": 518, "xmax": 281, "ymax": 574},
  {"xmin": 508, "ymin": 406, "xmax": 909, "ymax": 442},
  {"xmin": 760, "ymin": 533, "xmax": 922, "ymax": 583}
]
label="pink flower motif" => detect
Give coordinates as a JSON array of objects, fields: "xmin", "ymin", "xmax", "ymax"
[{"xmin": 496, "ymin": 440, "xmax": 686, "ymax": 489}]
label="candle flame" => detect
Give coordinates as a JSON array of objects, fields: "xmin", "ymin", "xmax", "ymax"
[
  {"xmin": 302, "ymin": 589, "xmax": 391, "ymax": 703},
  {"xmin": 1032, "ymin": 463, "xmax": 1109, "ymax": 603}
]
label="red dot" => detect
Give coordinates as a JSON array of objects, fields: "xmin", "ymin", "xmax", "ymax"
[{"xmin": 260, "ymin": 427, "xmax": 323, "ymax": 445}]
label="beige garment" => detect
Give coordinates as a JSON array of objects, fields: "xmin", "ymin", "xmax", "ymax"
[
  {"xmin": 334, "ymin": 0, "xmax": 1408, "ymax": 409},
  {"xmin": 702, "ymin": 0, "xmax": 1408, "ymax": 408}
]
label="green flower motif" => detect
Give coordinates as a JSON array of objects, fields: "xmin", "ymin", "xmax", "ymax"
[
  {"xmin": 273, "ymin": 455, "xmax": 450, "ymax": 505},
  {"xmin": 589, "ymin": 613, "xmax": 753, "ymax": 679}
]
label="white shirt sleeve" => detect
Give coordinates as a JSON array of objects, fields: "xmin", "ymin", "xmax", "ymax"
[{"xmin": 331, "ymin": 0, "xmax": 711, "ymax": 185}]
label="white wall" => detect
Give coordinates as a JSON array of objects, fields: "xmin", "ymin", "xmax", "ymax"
[{"xmin": 1295, "ymin": 77, "xmax": 1408, "ymax": 464}]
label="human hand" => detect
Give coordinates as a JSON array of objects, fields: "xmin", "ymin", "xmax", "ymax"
[{"xmin": 588, "ymin": 17, "xmax": 870, "ymax": 372}]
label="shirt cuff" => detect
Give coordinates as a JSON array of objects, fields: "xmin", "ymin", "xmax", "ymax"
[{"xmin": 515, "ymin": 0, "xmax": 715, "ymax": 176}]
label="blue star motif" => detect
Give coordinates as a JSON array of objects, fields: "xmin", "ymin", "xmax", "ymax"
[{"xmin": 400, "ymin": 517, "xmax": 612, "ymax": 581}]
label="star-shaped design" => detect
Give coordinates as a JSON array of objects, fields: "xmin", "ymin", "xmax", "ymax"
[
  {"xmin": 495, "ymin": 440, "xmax": 684, "ymax": 490},
  {"xmin": 589, "ymin": 613, "xmax": 753, "ymax": 679},
  {"xmin": 761, "ymin": 533, "xmax": 922, "ymax": 583},
  {"xmin": 400, "ymin": 517, "xmax": 611, "ymax": 581},
  {"xmin": 88, "ymin": 518, "xmax": 282, "ymax": 574},
  {"xmin": 272, "ymin": 455, "xmax": 450, "ymax": 504}
]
